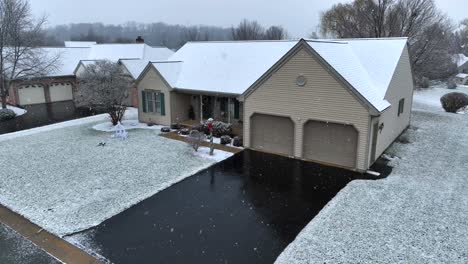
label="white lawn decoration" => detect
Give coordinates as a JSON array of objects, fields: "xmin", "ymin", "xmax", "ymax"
[{"xmin": 114, "ymin": 122, "xmax": 128, "ymax": 140}]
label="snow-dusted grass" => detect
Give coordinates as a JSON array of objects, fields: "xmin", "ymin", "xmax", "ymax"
[
  {"xmin": 6, "ymin": 105, "xmax": 27, "ymax": 117},
  {"xmin": 92, "ymin": 120, "xmax": 164, "ymax": 132},
  {"xmin": 276, "ymin": 85, "xmax": 468, "ymax": 263},
  {"xmin": 0, "ymin": 107, "xmax": 138, "ymax": 142},
  {"xmin": 0, "ymin": 118, "xmax": 233, "ymax": 237}
]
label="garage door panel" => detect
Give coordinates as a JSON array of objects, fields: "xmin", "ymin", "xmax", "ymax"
[
  {"xmin": 50, "ymin": 84, "xmax": 73, "ymax": 102},
  {"xmin": 251, "ymin": 114, "xmax": 294, "ymax": 156},
  {"xmin": 18, "ymin": 85, "xmax": 46, "ymax": 105},
  {"xmin": 303, "ymin": 121, "xmax": 357, "ymax": 168}
]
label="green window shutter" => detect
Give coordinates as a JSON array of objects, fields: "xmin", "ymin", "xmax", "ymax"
[
  {"xmin": 160, "ymin": 93, "xmax": 166, "ymax": 116},
  {"xmin": 234, "ymin": 100, "xmax": 240, "ymax": 119},
  {"xmin": 142, "ymin": 91, "xmax": 147, "ymax": 113}
]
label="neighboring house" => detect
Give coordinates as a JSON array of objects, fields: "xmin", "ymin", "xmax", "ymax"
[
  {"xmin": 454, "ymin": 53, "xmax": 468, "ymax": 74},
  {"xmin": 455, "ymin": 73, "xmax": 468, "ymax": 85},
  {"xmin": 136, "ymin": 38, "xmax": 414, "ymax": 172},
  {"xmin": 8, "ymin": 38, "xmax": 174, "ymax": 107}
]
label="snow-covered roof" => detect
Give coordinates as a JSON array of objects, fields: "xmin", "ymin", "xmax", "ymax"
[
  {"xmin": 64, "ymin": 41, "xmax": 97, "ymax": 48},
  {"xmin": 456, "ymin": 73, "xmax": 468, "ymax": 79},
  {"xmin": 152, "ymin": 38, "xmax": 408, "ymax": 112},
  {"xmin": 151, "ymin": 61, "xmax": 183, "ymax": 87},
  {"xmin": 119, "ymin": 47, "xmax": 175, "ymax": 79},
  {"xmin": 11, "ymin": 43, "xmax": 173, "ymax": 79},
  {"xmin": 453, "ymin": 54, "xmax": 468, "ymax": 67},
  {"xmin": 155, "ymin": 41, "xmax": 297, "ymax": 95}
]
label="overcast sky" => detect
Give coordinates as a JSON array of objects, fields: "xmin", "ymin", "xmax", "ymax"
[{"xmin": 29, "ymin": 0, "xmax": 466, "ymax": 38}]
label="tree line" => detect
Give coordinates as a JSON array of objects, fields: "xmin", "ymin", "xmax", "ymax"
[{"xmin": 43, "ymin": 20, "xmax": 289, "ymax": 49}]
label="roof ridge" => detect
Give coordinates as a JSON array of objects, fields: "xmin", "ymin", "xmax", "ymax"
[
  {"xmin": 151, "ymin": 60, "xmax": 183, "ymax": 63},
  {"xmin": 185, "ymin": 40, "xmax": 299, "ymax": 44}
]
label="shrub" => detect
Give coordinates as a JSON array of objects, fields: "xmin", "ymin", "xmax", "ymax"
[
  {"xmin": 187, "ymin": 130, "xmax": 205, "ymax": 152},
  {"xmin": 440, "ymin": 92, "xmax": 468, "ymax": 113},
  {"xmin": 193, "ymin": 121, "xmax": 233, "ymax": 137},
  {"xmin": 233, "ymin": 136, "xmax": 243, "ymax": 147},
  {"xmin": 420, "ymin": 77, "xmax": 430, "ymax": 88},
  {"xmin": 447, "ymin": 78, "xmax": 457, "ymax": 89},
  {"xmin": 220, "ymin": 135, "xmax": 232, "ymax": 145},
  {"xmin": 0, "ymin": 109, "xmax": 16, "ymax": 121}
]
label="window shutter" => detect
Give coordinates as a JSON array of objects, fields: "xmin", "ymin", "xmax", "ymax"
[
  {"xmin": 142, "ymin": 91, "xmax": 147, "ymax": 113},
  {"xmin": 160, "ymin": 93, "xmax": 165, "ymax": 116}
]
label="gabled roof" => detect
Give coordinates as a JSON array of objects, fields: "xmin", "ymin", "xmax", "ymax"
[
  {"xmin": 71, "ymin": 44, "xmax": 174, "ymax": 77},
  {"xmin": 456, "ymin": 73, "xmax": 468, "ymax": 79},
  {"xmin": 453, "ymin": 54, "xmax": 468, "ymax": 67},
  {"xmin": 149, "ymin": 38, "xmax": 408, "ymax": 112},
  {"xmin": 119, "ymin": 47, "xmax": 175, "ymax": 79}
]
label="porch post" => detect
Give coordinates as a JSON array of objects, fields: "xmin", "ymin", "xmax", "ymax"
[
  {"xmin": 228, "ymin": 97, "xmax": 231, "ymax": 124},
  {"xmin": 200, "ymin": 94, "xmax": 203, "ymax": 122}
]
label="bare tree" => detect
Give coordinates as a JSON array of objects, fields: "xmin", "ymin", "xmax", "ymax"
[
  {"xmin": 264, "ymin": 26, "xmax": 288, "ymax": 40},
  {"xmin": 460, "ymin": 19, "xmax": 468, "ymax": 54},
  {"xmin": 76, "ymin": 61, "xmax": 133, "ymax": 125},
  {"xmin": 231, "ymin": 19, "xmax": 265, "ymax": 40},
  {"xmin": 184, "ymin": 26, "xmax": 201, "ymax": 42},
  {"xmin": 320, "ymin": 0, "xmax": 455, "ymax": 81},
  {"xmin": 0, "ymin": 0, "xmax": 59, "ymax": 109}
]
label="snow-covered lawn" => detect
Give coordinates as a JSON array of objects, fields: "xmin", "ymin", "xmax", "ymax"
[
  {"xmin": 276, "ymin": 85, "xmax": 468, "ymax": 263},
  {"xmin": 5, "ymin": 105, "xmax": 27, "ymax": 117},
  {"xmin": 92, "ymin": 120, "xmax": 164, "ymax": 132},
  {"xmin": 0, "ymin": 114, "xmax": 233, "ymax": 237}
]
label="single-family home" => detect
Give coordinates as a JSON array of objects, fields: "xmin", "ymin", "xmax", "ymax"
[
  {"xmin": 454, "ymin": 53, "xmax": 468, "ymax": 74},
  {"xmin": 455, "ymin": 73, "xmax": 468, "ymax": 85},
  {"xmin": 136, "ymin": 38, "xmax": 414, "ymax": 172},
  {"xmin": 8, "ymin": 37, "xmax": 174, "ymax": 107}
]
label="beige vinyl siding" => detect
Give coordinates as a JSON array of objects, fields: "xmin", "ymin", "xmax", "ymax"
[
  {"xmin": 75, "ymin": 64, "xmax": 86, "ymax": 77},
  {"xmin": 373, "ymin": 46, "xmax": 414, "ymax": 160},
  {"xmin": 138, "ymin": 67, "xmax": 172, "ymax": 125},
  {"xmin": 244, "ymin": 47, "xmax": 370, "ymax": 171},
  {"xmin": 171, "ymin": 92, "xmax": 192, "ymax": 122}
]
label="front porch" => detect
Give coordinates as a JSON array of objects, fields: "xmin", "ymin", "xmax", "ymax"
[{"xmin": 179, "ymin": 118, "xmax": 244, "ymax": 137}]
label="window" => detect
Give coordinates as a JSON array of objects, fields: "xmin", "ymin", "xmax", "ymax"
[
  {"xmin": 398, "ymin": 98, "xmax": 405, "ymax": 116},
  {"xmin": 142, "ymin": 90, "xmax": 165, "ymax": 115}
]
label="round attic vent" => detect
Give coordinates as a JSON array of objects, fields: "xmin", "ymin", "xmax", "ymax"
[{"xmin": 296, "ymin": 75, "xmax": 307, "ymax": 87}]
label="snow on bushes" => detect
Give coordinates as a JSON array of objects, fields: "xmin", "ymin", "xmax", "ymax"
[
  {"xmin": 193, "ymin": 120, "xmax": 233, "ymax": 137},
  {"xmin": 440, "ymin": 92, "xmax": 468, "ymax": 113},
  {"xmin": 0, "ymin": 109, "xmax": 16, "ymax": 121},
  {"xmin": 447, "ymin": 78, "xmax": 457, "ymax": 89}
]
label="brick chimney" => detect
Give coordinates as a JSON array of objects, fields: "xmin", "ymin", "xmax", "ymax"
[{"xmin": 136, "ymin": 36, "xmax": 144, "ymax": 43}]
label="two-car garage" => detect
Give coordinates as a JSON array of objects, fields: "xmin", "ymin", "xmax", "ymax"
[
  {"xmin": 17, "ymin": 83, "xmax": 74, "ymax": 106},
  {"xmin": 249, "ymin": 113, "xmax": 358, "ymax": 169}
]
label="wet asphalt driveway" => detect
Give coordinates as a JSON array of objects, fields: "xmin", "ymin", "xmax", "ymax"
[
  {"xmin": 0, "ymin": 101, "xmax": 95, "ymax": 135},
  {"xmin": 70, "ymin": 150, "xmax": 388, "ymax": 264}
]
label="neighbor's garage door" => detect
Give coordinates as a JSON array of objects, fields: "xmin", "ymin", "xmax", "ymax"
[
  {"xmin": 18, "ymin": 85, "xmax": 46, "ymax": 105},
  {"xmin": 250, "ymin": 114, "xmax": 294, "ymax": 156},
  {"xmin": 303, "ymin": 121, "xmax": 358, "ymax": 168},
  {"xmin": 50, "ymin": 83, "xmax": 73, "ymax": 102}
]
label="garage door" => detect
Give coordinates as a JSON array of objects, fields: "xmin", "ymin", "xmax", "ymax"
[
  {"xmin": 18, "ymin": 85, "xmax": 45, "ymax": 105},
  {"xmin": 50, "ymin": 83, "xmax": 73, "ymax": 102},
  {"xmin": 250, "ymin": 114, "xmax": 294, "ymax": 156},
  {"xmin": 303, "ymin": 121, "xmax": 358, "ymax": 168}
]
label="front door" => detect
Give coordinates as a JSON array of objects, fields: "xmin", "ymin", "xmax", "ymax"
[{"xmin": 202, "ymin": 96, "xmax": 213, "ymax": 119}]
